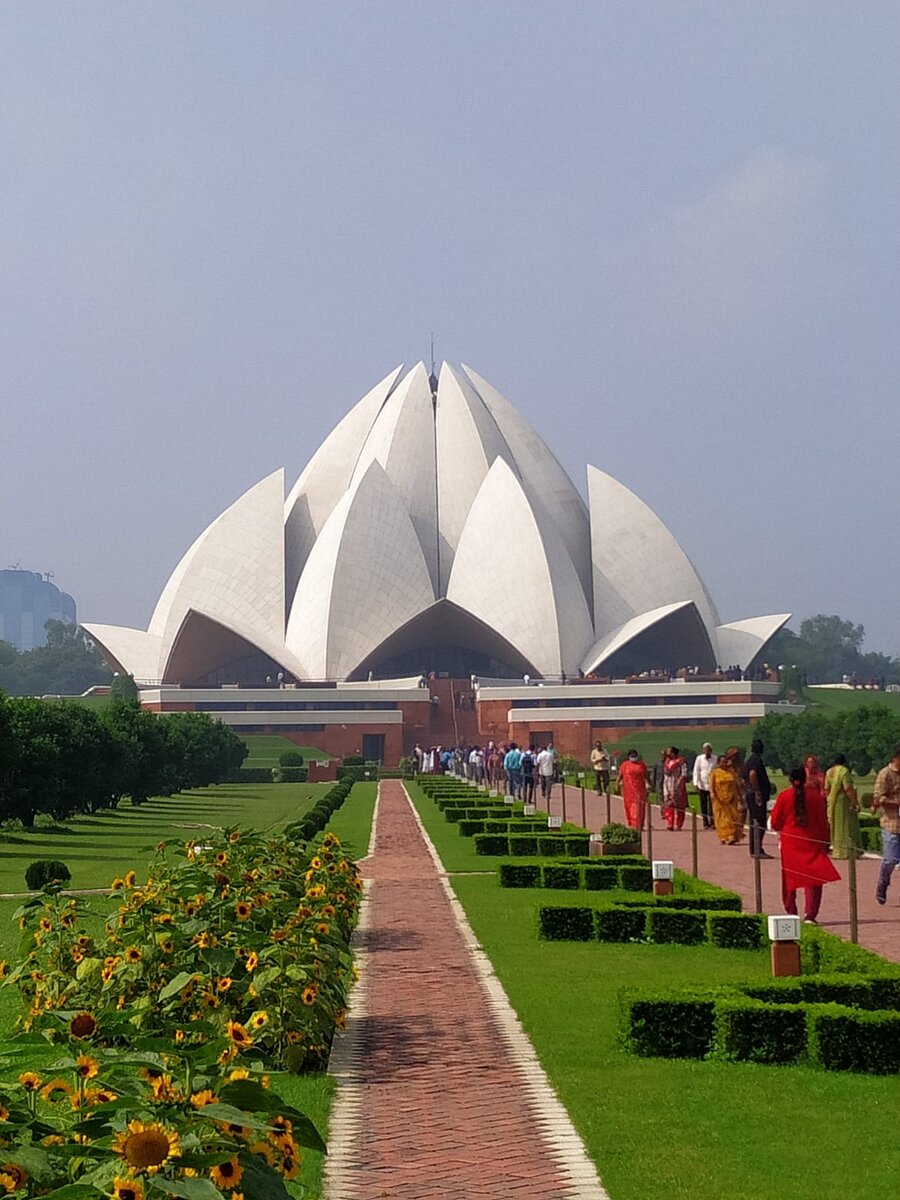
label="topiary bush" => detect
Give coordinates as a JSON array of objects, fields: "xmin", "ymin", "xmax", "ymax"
[
  {"xmin": 595, "ymin": 906, "xmax": 648, "ymax": 943},
  {"xmin": 458, "ymin": 820, "xmax": 487, "ymax": 836},
  {"xmin": 508, "ymin": 835, "xmax": 540, "ymax": 856},
  {"xmin": 498, "ymin": 863, "xmax": 542, "ymax": 888},
  {"xmin": 717, "ymin": 999, "xmax": 807, "ymax": 1065},
  {"xmin": 599, "ymin": 822, "xmax": 639, "ymax": 845},
  {"xmin": 564, "ymin": 835, "xmax": 590, "ymax": 856},
  {"xmin": 271, "ymin": 766, "xmax": 308, "ymax": 783},
  {"xmin": 618, "ymin": 863, "xmax": 653, "ymax": 892},
  {"xmin": 621, "ymin": 992, "xmax": 717, "ymax": 1059},
  {"xmin": 646, "ymin": 908, "xmax": 706, "ymax": 945},
  {"xmin": 584, "ymin": 864, "xmax": 619, "ymax": 890},
  {"xmin": 25, "ymin": 860, "xmax": 72, "ymax": 891},
  {"xmin": 707, "ymin": 912, "xmax": 764, "ymax": 950},
  {"xmin": 279, "ymin": 750, "xmax": 305, "ymax": 767},
  {"xmin": 810, "ymin": 1005, "xmax": 900, "ymax": 1074},
  {"xmin": 538, "ymin": 906, "xmax": 595, "ymax": 941},
  {"xmin": 474, "ymin": 834, "xmax": 511, "ymax": 856},
  {"xmin": 542, "ymin": 864, "xmax": 581, "ymax": 890}
]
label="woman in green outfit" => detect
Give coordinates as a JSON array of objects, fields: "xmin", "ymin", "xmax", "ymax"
[{"xmin": 825, "ymin": 752, "xmax": 860, "ymax": 859}]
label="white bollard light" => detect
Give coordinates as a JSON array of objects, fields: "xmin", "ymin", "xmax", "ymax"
[
  {"xmin": 651, "ymin": 860, "xmax": 675, "ymax": 881},
  {"xmin": 768, "ymin": 915, "xmax": 802, "ymax": 942},
  {"xmin": 547, "ymin": 815, "xmax": 562, "ymax": 830},
  {"xmin": 523, "ymin": 803, "xmax": 536, "ymax": 816}
]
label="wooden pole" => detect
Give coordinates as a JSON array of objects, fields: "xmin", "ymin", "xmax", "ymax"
[
  {"xmin": 645, "ymin": 791, "xmax": 653, "ymax": 863},
  {"xmin": 691, "ymin": 811, "xmax": 699, "ymax": 878},
  {"xmin": 561, "ymin": 776, "xmax": 567, "ymax": 825},
  {"xmin": 580, "ymin": 783, "xmax": 586, "ymax": 829},
  {"xmin": 605, "ymin": 790, "xmax": 611, "ymax": 825},
  {"xmin": 848, "ymin": 842, "xmax": 859, "ymax": 945},
  {"xmin": 754, "ymin": 854, "xmax": 763, "ymax": 915}
]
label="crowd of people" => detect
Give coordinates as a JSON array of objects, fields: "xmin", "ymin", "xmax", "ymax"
[{"xmin": 409, "ymin": 740, "xmax": 560, "ymax": 801}]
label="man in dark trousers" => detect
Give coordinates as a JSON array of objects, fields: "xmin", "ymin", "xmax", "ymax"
[{"xmin": 742, "ymin": 738, "xmax": 772, "ymax": 859}]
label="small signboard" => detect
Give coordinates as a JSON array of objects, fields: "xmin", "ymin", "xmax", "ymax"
[
  {"xmin": 768, "ymin": 915, "xmax": 801, "ymax": 942},
  {"xmin": 651, "ymin": 860, "xmax": 675, "ymax": 881},
  {"xmin": 547, "ymin": 815, "xmax": 562, "ymax": 829},
  {"xmin": 489, "ymin": 789, "xmax": 498, "ymax": 798},
  {"xmin": 504, "ymin": 794, "xmax": 516, "ymax": 805},
  {"xmin": 523, "ymin": 803, "xmax": 536, "ymax": 816}
]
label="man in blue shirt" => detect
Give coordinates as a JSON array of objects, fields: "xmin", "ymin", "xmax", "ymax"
[{"xmin": 503, "ymin": 743, "xmax": 523, "ymax": 799}]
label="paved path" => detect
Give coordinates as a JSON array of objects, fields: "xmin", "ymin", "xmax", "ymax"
[
  {"xmin": 545, "ymin": 782, "xmax": 899, "ymax": 963},
  {"xmin": 325, "ymin": 780, "xmax": 606, "ymax": 1200}
]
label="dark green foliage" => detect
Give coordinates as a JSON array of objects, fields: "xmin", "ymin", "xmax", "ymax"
[
  {"xmin": 458, "ymin": 819, "xmax": 487, "ymax": 836},
  {"xmin": 810, "ymin": 1005, "xmax": 900, "ymax": 1074},
  {"xmin": 564, "ymin": 835, "xmax": 590, "ymax": 856},
  {"xmin": 498, "ymin": 863, "xmax": 542, "ymax": 888},
  {"xmin": 508, "ymin": 835, "xmax": 540, "ymax": 856},
  {"xmin": 25, "ymin": 859, "xmax": 71, "ymax": 890},
  {"xmin": 755, "ymin": 702, "xmax": 900, "ymax": 775},
  {"xmin": 109, "ymin": 673, "xmax": 139, "ymax": 703},
  {"xmin": 342, "ymin": 754, "xmax": 365, "ymax": 766},
  {"xmin": 229, "ymin": 767, "xmax": 275, "ymax": 784},
  {"xmin": 599, "ymin": 822, "xmax": 638, "ymax": 845},
  {"xmin": 272, "ymin": 766, "xmax": 308, "ymax": 783},
  {"xmin": 0, "ymin": 620, "xmax": 112, "ymax": 696},
  {"xmin": 801, "ymin": 924, "xmax": 898, "ymax": 977},
  {"xmin": 283, "ymin": 779, "xmax": 354, "ymax": 843},
  {"xmin": 707, "ymin": 912, "xmax": 764, "ymax": 950},
  {"xmin": 645, "ymin": 908, "xmax": 706, "ymax": 945},
  {"xmin": 483, "ymin": 820, "xmax": 510, "ymax": 833},
  {"xmin": 473, "ymin": 834, "xmax": 511, "ymax": 856},
  {"xmin": 618, "ymin": 863, "xmax": 653, "ymax": 892},
  {"xmin": 278, "ymin": 749, "xmax": 305, "ymax": 767},
  {"xmin": 584, "ymin": 864, "xmax": 619, "ymax": 890},
  {"xmin": 538, "ymin": 906, "xmax": 594, "ymax": 941},
  {"xmin": 542, "ymin": 864, "xmax": 581, "ymax": 889},
  {"xmin": 621, "ymin": 992, "xmax": 717, "ymax": 1059},
  {"xmin": 717, "ymin": 1000, "xmax": 807, "ymax": 1065},
  {"xmin": 595, "ymin": 907, "xmax": 648, "ymax": 943}
]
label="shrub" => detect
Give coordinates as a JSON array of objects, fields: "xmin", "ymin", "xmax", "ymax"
[
  {"xmin": 565, "ymin": 835, "xmax": 590, "ymax": 856},
  {"xmin": 538, "ymin": 906, "xmax": 595, "ymax": 941},
  {"xmin": 25, "ymin": 860, "xmax": 71, "ymax": 891},
  {"xmin": 537, "ymin": 835, "xmax": 570, "ymax": 856},
  {"xmin": 618, "ymin": 863, "xmax": 653, "ymax": 892},
  {"xmin": 646, "ymin": 908, "xmax": 706, "ymax": 945},
  {"xmin": 458, "ymin": 819, "xmax": 487, "ymax": 836},
  {"xmin": 717, "ymin": 999, "xmax": 807, "ymax": 1065},
  {"xmin": 801, "ymin": 925, "xmax": 898, "ymax": 977},
  {"xmin": 279, "ymin": 749, "xmax": 305, "ymax": 767},
  {"xmin": 498, "ymin": 863, "xmax": 542, "ymax": 888},
  {"xmin": 228, "ymin": 766, "xmax": 274, "ymax": 784},
  {"xmin": 707, "ymin": 912, "xmax": 764, "ymax": 950},
  {"xmin": 508, "ymin": 835, "xmax": 540, "ymax": 856},
  {"xmin": 474, "ymin": 834, "xmax": 511, "ymax": 856},
  {"xmin": 621, "ymin": 992, "xmax": 717, "ymax": 1059},
  {"xmin": 810, "ymin": 1005, "xmax": 900, "ymax": 1074},
  {"xmin": 599, "ymin": 822, "xmax": 639, "ymax": 845},
  {"xmin": 542, "ymin": 864, "xmax": 581, "ymax": 889},
  {"xmin": 595, "ymin": 906, "xmax": 648, "ymax": 943},
  {"xmin": 584, "ymin": 864, "xmax": 619, "ymax": 891},
  {"xmin": 483, "ymin": 819, "xmax": 511, "ymax": 833},
  {"xmin": 271, "ymin": 765, "xmax": 308, "ymax": 782},
  {"xmin": 342, "ymin": 754, "xmax": 365, "ymax": 766}
]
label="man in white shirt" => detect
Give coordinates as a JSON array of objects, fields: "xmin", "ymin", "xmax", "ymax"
[
  {"xmin": 536, "ymin": 743, "xmax": 557, "ymax": 801},
  {"xmin": 692, "ymin": 742, "xmax": 715, "ymax": 829}
]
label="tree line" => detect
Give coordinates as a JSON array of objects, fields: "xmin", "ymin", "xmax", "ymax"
[
  {"xmin": 0, "ymin": 688, "xmax": 247, "ymax": 827},
  {"xmin": 0, "ymin": 621, "xmax": 112, "ymax": 697},
  {"xmin": 769, "ymin": 614, "xmax": 900, "ymax": 686},
  {"xmin": 755, "ymin": 704, "xmax": 900, "ymax": 776}
]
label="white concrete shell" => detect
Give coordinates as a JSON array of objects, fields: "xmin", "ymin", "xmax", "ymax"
[
  {"xmin": 81, "ymin": 624, "xmax": 163, "ymax": 684},
  {"xmin": 581, "ymin": 602, "xmax": 716, "ymax": 675},
  {"xmin": 285, "ymin": 460, "xmax": 435, "ymax": 680},
  {"xmin": 587, "ymin": 465, "xmax": 720, "ymax": 639},
  {"xmin": 447, "ymin": 458, "xmax": 593, "ymax": 676},
  {"xmin": 716, "ymin": 614, "xmax": 791, "ymax": 671}
]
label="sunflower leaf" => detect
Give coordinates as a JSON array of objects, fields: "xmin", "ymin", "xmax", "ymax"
[
  {"xmin": 148, "ymin": 1176, "xmax": 225, "ymax": 1199},
  {"xmin": 40, "ymin": 1187, "xmax": 100, "ymax": 1200},
  {"xmin": 158, "ymin": 971, "xmax": 196, "ymax": 1001},
  {"xmin": 194, "ymin": 1103, "xmax": 273, "ymax": 1130}
]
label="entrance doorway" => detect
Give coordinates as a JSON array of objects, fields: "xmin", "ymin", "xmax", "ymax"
[{"xmin": 362, "ymin": 733, "xmax": 385, "ymax": 764}]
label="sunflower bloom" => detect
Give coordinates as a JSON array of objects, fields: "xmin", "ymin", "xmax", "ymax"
[
  {"xmin": 0, "ymin": 1166, "xmax": 27, "ymax": 1192},
  {"xmin": 210, "ymin": 1158, "xmax": 243, "ymax": 1189},
  {"xmin": 249, "ymin": 1011, "xmax": 268, "ymax": 1030},
  {"xmin": 225, "ymin": 1020, "xmax": 252, "ymax": 1048},
  {"xmin": 190, "ymin": 1090, "xmax": 217, "ymax": 1109},
  {"xmin": 112, "ymin": 1120, "xmax": 180, "ymax": 1175},
  {"xmin": 18, "ymin": 1072, "xmax": 41, "ymax": 1092},
  {"xmin": 235, "ymin": 901, "xmax": 252, "ymax": 921},
  {"xmin": 244, "ymin": 952, "xmax": 259, "ymax": 972},
  {"xmin": 40, "ymin": 1078, "xmax": 71, "ymax": 1102},
  {"xmin": 300, "ymin": 986, "xmax": 317, "ymax": 1007},
  {"xmin": 125, "ymin": 947, "xmax": 142, "ymax": 964},
  {"xmin": 70, "ymin": 1011, "xmax": 98, "ymax": 1039},
  {"xmin": 123, "ymin": 871, "xmax": 137, "ymax": 888},
  {"xmin": 216, "ymin": 977, "xmax": 232, "ymax": 993},
  {"xmin": 112, "ymin": 1177, "xmax": 145, "ymax": 1200}
]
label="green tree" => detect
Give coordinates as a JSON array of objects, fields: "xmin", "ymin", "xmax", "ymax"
[{"xmin": 0, "ymin": 622, "xmax": 112, "ymax": 697}]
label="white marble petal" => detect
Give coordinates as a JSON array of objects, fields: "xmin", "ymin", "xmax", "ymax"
[
  {"xmin": 81, "ymin": 624, "xmax": 163, "ymax": 684},
  {"xmin": 285, "ymin": 460, "xmax": 435, "ymax": 680},
  {"xmin": 587, "ymin": 465, "xmax": 720, "ymax": 640},
  {"xmin": 284, "ymin": 365, "xmax": 403, "ymax": 601},
  {"xmin": 461, "ymin": 364, "xmax": 593, "ymax": 606},
  {"xmin": 716, "ymin": 614, "xmax": 792, "ymax": 671},
  {"xmin": 447, "ymin": 458, "xmax": 594, "ymax": 676},
  {"xmin": 581, "ymin": 602, "xmax": 697, "ymax": 674},
  {"xmin": 149, "ymin": 470, "xmax": 286, "ymax": 662}
]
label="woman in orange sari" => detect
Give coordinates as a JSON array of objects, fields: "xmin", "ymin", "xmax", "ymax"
[
  {"xmin": 618, "ymin": 750, "xmax": 648, "ymax": 831},
  {"xmin": 804, "ymin": 754, "xmax": 825, "ymax": 798},
  {"xmin": 709, "ymin": 749, "xmax": 745, "ymax": 845}
]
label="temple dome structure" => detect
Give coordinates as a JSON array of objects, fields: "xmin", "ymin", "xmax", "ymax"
[{"xmin": 85, "ymin": 363, "xmax": 788, "ymax": 684}]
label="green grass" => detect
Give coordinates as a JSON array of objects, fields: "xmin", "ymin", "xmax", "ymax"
[
  {"xmin": 405, "ymin": 782, "xmax": 900, "ymax": 1200},
  {"xmin": 803, "ymin": 685, "xmax": 900, "ymax": 712},
  {"xmin": 241, "ymin": 735, "xmax": 330, "ymax": 767},
  {"xmin": 327, "ymin": 781, "xmax": 377, "ymax": 860}
]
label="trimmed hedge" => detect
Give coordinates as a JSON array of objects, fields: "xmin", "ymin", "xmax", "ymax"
[
  {"xmin": 458, "ymin": 820, "xmax": 486, "ymax": 836},
  {"xmin": 508, "ymin": 835, "xmax": 540, "ymax": 856},
  {"xmin": 595, "ymin": 907, "xmax": 648, "ymax": 943},
  {"xmin": 646, "ymin": 908, "xmax": 706, "ymax": 946},
  {"xmin": 707, "ymin": 912, "xmax": 764, "ymax": 951},
  {"xmin": 539, "ymin": 906, "xmax": 595, "ymax": 941},
  {"xmin": 717, "ymin": 999, "xmax": 807, "ymax": 1065},
  {"xmin": 584, "ymin": 864, "xmax": 620, "ymax": 891},
  {"xmin": 621, "ymin": 992, "xmax": 717, "ymax": 1059},
  {"xmin": 811, "ymin": 1005, "xmax": 900, "ymax": 1074},
  {"xmin": 498, "ymin": 863, "xmax": 542, "ymax": 888},
  {"xmin": 474, "ymin": 834, "xmax": 510, "ymax": 856},
  {"xmin": 542, "ymin": 865, "xmax": 581, "ymax": 890},
  {"xmin": 618, "ymin": 863, "xmax": 653, "ymax": 892},
  {"xmin": 271, "ymin": 765, "xmax": 308, "ymax": 782},
  {"xmin": 228, "ymin": 766, "xmax": 275, "ymax": 784}
]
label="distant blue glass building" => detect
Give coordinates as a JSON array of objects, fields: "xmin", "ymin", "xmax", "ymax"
[{"xmin": 0, "ymin": 570, "xmax": 77, "ymax": 651}]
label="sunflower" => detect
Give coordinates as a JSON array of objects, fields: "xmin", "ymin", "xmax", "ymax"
[
  {"xmin": 315, "ymin": 923, "xmax": 330, "ymax": 936},
  {"xmin": 310, "ymin": 857, "xmax": 322, "ymax": 870},
  {"xmin": 225, "ymin": 1021, "xmax": 252, "ymax": 1048},
  {"xmin": 174, "ymin": 1029, "xmax": 186, "ymax": 1043},
  {"xmin": 0, "ymin": 961, "xmax": 8, "ymax": 980},
  {"xmin": 110, "ymin": 877, "xmax": 126, "ymax": 891},
  {"xmin": 160, "ymin": 939, "xmax": 174, "ymax": 955},
  {"xmin": 70, "ymin": 1011, "xmax": 98, "ymax": 1039},
  {"xmin": 201, "ymin": 993, "xmax": 219, "ymax": 1010},
  {"xmin": 248, "ymin": 1141, "xmax": 275, "ymax": 1166},
  {"xmin": 227, "ymin": 1068, "xmax": 250, "ymax": 1081},
  {"xmin": 228, "ymin": 830, "xmax": 241, "ymax": 843},
  {"xmin": 101, "ymin": 966, "xmax": 116, "ymax": 984},
  {"xmin": 269, "ymin": 1115, "xmax": 292, "ymax": 1145},
  {"xmin": 249, "ymin": 1011, "xmax": 268, "ymax": 1030},
  {"xmin": 18, "ymin": 1072, "xmax": 41, "ymax": 1092},
  {"xmin": 183, "ymin": 903, "xmax": 199, "ymax": 918},
  {"xmin": 280, "ymin": 1149, "xmax": 300, "ymax": 1180},
  {"xmin": 0, "ymin": 1165, "xmax": 27, "ymax": 1192},
  {"xmin": 300, "ymin": 986, "xmax": 317, "ymax": 1007},
  {"xmin": 40, "ymin": 1078, "xmax": 72, "ymax": 1102},
  {"xmin": 0, "ymin": 1103, "xmax": 8, "ymax": 1121},
  {"xmin": 125, "ymin": 947, "xmax": 142, "ymax": 964},
  {"xmin": 73, "ymin": 1055, "xmax": 99, "ymax": 1080},
  {"xmin": 123, "ymin": 871, "xmax": 137, "ymax": 888},
  {"xmin": 271, "ymin": 928, "xmax": 289, "ymax": 943},
  {"xmin": 70, "ymin": 948, "xmax": 85, "ymax": 964},
  {"xmin": 38, "ymin": 918, "xmax": 53, "ymax": 934},
  {"xmin": 216, "ymin": 977, "xmax": 232, "ymax": 993},
  {"xmin": 189, "ymin": 1090, "xmax": 217, "ymax": 1109},
  {"xmin": 112, "ymin": 1176, "xmax": 145, "ymax": 1200},
  {"xmin": 96, "ymin": 1089, "xmax": 118, "ymax": 1103},
  {"xmin": 244, "ymin": 952, "xmax": 259, "ymax": 972},
  {"xmin": 235, "ymin": 901, "xmax": 252, "ymax": 922},
  {"xmin": 112, "ymin": 1120, "xmax": 180, "ymax": 1175},
  {"xmin": 210, "ymin": 1157, "xmax": 243, "ymax": 1189},
  {"xmin": 215, "ymin": 852, "xmax": 228, "ymax": 867},
  {"xmin": 153, "ymin": 913, "xmax": 174, "ymax": 926}
]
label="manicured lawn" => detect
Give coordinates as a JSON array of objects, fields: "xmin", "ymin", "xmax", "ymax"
[
  {"xmin": 409, "ymin": 802, "xmax": 900, "ymax": 1200},
  {"xmin": 804, "ymin": 686, "xmax": 900, "ymax": 713},
  {"xmin": 241, "ymin": 735, "xmax": 330, "ymax": 767}
]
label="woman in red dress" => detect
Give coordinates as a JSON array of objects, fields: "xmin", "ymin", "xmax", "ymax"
[
  {"xmin": 770, "ymin": 765, "xmax": 841, "ymax": 923},
  {"xmin": 618, "ymin": 750, "xmax": 648, "ymax": 831},
  {"xmin": 803, "ymin": 753, "xmax": 825, "ymax": 798}
]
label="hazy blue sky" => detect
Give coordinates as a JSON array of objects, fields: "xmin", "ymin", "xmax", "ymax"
[{"xmin": 2, "ymin": 3, "xmax": 898, "ymax": 652}]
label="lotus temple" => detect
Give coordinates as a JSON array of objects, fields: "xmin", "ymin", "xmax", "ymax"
[{"xmin": 85, "ymin": 363, "xmax": 793, "ymax": 762}]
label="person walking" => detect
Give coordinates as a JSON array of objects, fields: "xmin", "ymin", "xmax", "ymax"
[
  {"xmin": 804, "ymin": 753, "xmax": 826, "ymax": 798},
  {"xmin": 662, "ymin": 747, "xmax": 688, "ymax": 831},
  {"xmin": 537, "ymin": 743, "xmax": 556, "ymax": 801},
  {"xmin": 824, "ymin": 752, "xmax": 860, "ymax": 860},
  {"xmin": 520, "ymin": 745, "xmax": 536, "ymax": 803},
  {"xmin": 618, "ymin": 749, "xmax": 648, "ymax": 831},
  {"xmin": 590, "ymin": 741, "xmax": 611, "ymax": 797},
  {"xmin": 503, "ymin": 743, "xmax": 523, "ymax": 799},
  {"xmin": 742, "ymin": 738, "xmax": 772, "ymax": 859},
  {"xmin": 873, "ymin": 744, "xmax": 900, "ymax": 905},
  {"xmin": 709, "ymin": 750, "xmax": 745, "ymax": 845},
  {"xmin": 692, "ymin": 742, "xmax": 716, "ymax": 829},
  {"xmin": 770, "ymin": 765, "xmax": 841, "ymax": 923}
]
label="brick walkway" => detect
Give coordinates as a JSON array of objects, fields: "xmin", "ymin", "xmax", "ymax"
[
  {"xmin": 546, "ymin": 782, "xmax": 899, "ymax": 963},
  {"xmin": 325, "ymin": 780, "xmax": 606, "ymax": 1200}
]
